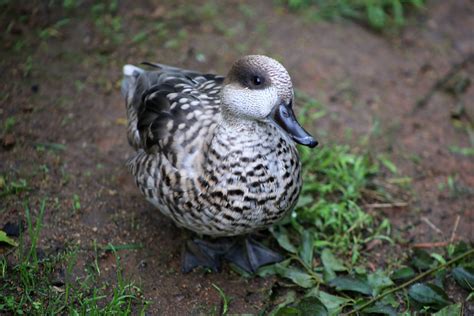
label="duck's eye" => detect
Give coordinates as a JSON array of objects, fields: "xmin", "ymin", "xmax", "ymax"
[{"xmin": 252, "ymin": 76, "xmax": 262, "ymax": 86}]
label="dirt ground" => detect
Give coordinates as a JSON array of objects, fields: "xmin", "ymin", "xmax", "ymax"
[{"xmin": 1, "ymin": 0, "xmax": 473, "ymax": 314}]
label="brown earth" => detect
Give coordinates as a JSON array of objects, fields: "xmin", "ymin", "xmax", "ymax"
[{"xmin": 1, "ymin": 0, "xmax": 473, "ymax": 314}]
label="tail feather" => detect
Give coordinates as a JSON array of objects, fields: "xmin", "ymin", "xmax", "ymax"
[
  {"xmin": 121, "ymin": 64, "xmax": 144, "ymax": 99},
  {"xmin": 122, "ymin": 64, "xmax": 145, "ymax": 149}
]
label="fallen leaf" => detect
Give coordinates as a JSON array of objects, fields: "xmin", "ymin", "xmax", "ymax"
[{"xmin": 0, "ymin": 230, "xmax": 18, "ymax": 247}]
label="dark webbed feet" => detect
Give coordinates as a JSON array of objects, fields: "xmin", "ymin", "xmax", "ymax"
[
  {"xmin": 225, "ymin": 238, "xmax": 283, "ymax": 273},
  {"xmin": 182, "ymin": 239, "xmax": 231, "ymax": 273},
  {"xmin": 182, "ymin": 237, "xmax": 283, "ymax": 274}
]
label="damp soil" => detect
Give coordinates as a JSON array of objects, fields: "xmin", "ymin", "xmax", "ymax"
[{"xmin": 1, "ymin": 0, "xmax": 473, "ymax": 314}]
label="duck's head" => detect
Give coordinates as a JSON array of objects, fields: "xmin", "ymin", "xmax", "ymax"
[{"xmin": 221, "ymin": 55, "xmax": 317, "ymax": 148}]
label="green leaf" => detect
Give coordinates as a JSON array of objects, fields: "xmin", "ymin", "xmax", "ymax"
[
  {"xmin": 430, "ymin": 253, "xmax": 446, "ymax": 265},
  {"xmin": 366, "ymin": 4, "xmax": 385, "ymax": 29},
  {"xmin": 449, "ymin": 146, "xmax": 474, "ymax": 156},
  {"xmin": 258, "ymin": 259, "xmax": 292, "ymax": 277},
  {"xmin": 275, "ymin": 263, "xmax": 316, "ymax": 288},
  {"xmin": 258, "ymin": 264, "xmax": 278, "ymax": 277},
  {"xmin": 391, "ymin": 266, "xmax": 415, "ymax": 281},
  {"xmin": 296, "ymin": 194, "xmax": 314, "ymax": 208},
  {"xmin": 449, "ymin": 241, "xmax": 469, "ymax": 258},
  {"xmin": 411, "ymin": 249, "xmax": 435, "ymax": 270},
  {"xmin": 274, "ymin": 306, "xmax": 300, "ymax": 315},
  {"xmin": 299, "ymin": 230, "xmax": 314, "ymax": 267},
  {"xmin": 411, "ymin": 0, "xmax": 425, "ymax": 9},
  {"xmin": 408, "ymin": 283, "xmax": 451, "ymax": 309},
  {"xmin": 391, "ymin": 0, "xmax": 404, "ymax": 26},
  {"xmin": 0, "ymin": 230, "xmax": 18, "ymax": 247},
  {"xmin": 378, "ymin": 155, "xmax": 398, "ymax": 174},
  {"xmin": 269, "ymin": 291, "xmax": 298, "ymax": 316},
  {"xmin": 132, "ymin": 31, "xmax": 148, "ymax": 43},
  {"xmin": 433, "ymin": 269, "xmax": 447, "ymax": 289},
  {"xmin": 367, "ymin": 270, "xmax": 394, "ymax": 296},
  {"xmin": 321, "ymin": 249, "xmax": 346, "ymax": 272},
  {"xmin": 329, "ymin": 276, "xmax": 372, "ymax": 296},
  {"xmin": 296, "ymin": 297, "xmax": 328, "ymax": 316},
  {"xmin": 270, "ymin": 226, "xmax": 298, "ymax": 253},
  {"xmin": 433, "ymin": 303, "xmax": 462, "ymax": 316},
  {"xmin": 321, "ymin": 247, "xmax": 348, "ymax": 282},
  {"xmin": 452, "ymin": 267, "xmax": 474, "ymax": 290},
  {"xmin": 362, "ymin": 303, "xmax": 397, "ymax": 316},
  {"xmin": 316, "ymin": 291, "xmax": 350, "ymax": 316}
]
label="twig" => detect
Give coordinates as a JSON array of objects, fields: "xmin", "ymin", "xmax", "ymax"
[
  {"xmin": 413, "ymin": 53, "xmax": 474, "ymax": 112},
  {"xmin": 343, "ymin": 248, "xmax": 474, "ymax": 315},
  {"xmin": 421, "ymin": 216, "xmax": 443, "ymax": 235},
  {"xmin": 412, "ymin": 241, "xmax": 450, "ymax": 249},
  {"xmin": 450, "ymin": 215, "xmax": 461, "ymax": 243}
]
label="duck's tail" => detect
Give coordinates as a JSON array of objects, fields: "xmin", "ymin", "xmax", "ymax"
[
  {"xmin": 122, "ymin": 64, "xmax": 145, "ymax": 149},
  {"xmin": 121, "ymin": 64, "xmax": 144, "ymax": 98}
]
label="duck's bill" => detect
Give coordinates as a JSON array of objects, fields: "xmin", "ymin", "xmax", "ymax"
[{"xmin": 271, "ymin": 103, "xmax": 318, "ymax": 148}]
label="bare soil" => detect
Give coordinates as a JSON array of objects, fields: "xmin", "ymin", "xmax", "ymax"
[{"xmin": 1, "ymin": 0, "xmax": 473, "ymax": 314}]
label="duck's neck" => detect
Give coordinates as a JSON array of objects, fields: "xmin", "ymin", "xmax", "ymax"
[{"xmin": 218, "ymin": 112, "xmax": 270, "ymax": 143}]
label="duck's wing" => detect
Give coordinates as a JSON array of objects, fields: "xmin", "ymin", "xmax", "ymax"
[{"xmin": 122, "ymin": 62, "xmax": 225, "ymax": 167}]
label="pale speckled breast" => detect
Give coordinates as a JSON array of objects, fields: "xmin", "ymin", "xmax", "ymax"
[{"xmin": 128, "ymin": 120, "xmax": 302, "ymax": 237}]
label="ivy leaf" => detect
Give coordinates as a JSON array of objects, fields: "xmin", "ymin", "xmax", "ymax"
[
  {"xmin": 270, "ymin": 226, "xmax": 298, "ymax": 254},
  {"xmin": 367, "ymin": 270, "xmax": 394, "ymax": 296},
  {"xmin": 391, "ymin": 266, "xmax": 415, "ymax": 281},
  {"xmin": 0, "ymin": 230, "xmax": 18, "ymax": 247},
  {"xmin": 275, "ymin": 263, "xmax": 316, "ymax": 288},
  {"xmin": 408, "ymin": 283, "xmax": 451, "ymax": 310},
  {"xmin": 296, "ymin": 297, "xmax": 328, "ymax": 316},
  {"xmin": 452, "ymin": 267, "xmax": 474, "ymax": 290},
  {"xmin": 432, "ymin": 303, "xmax": 462, "ymax": 316},
  {"xmin": 329, "ymin": 276, "xmax": 372, "ymax": 296}
]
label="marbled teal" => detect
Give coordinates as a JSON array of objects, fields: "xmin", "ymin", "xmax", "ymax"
[{"xmin": 122, "ymin": 55, "xmax": 317, "ymax": 273}]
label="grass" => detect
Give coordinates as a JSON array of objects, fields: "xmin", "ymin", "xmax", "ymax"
[
  {"xmin": 280, "ymin": 0, "xmax": 426, "ymax": 31},
  {"xmin": 0, "ymin": 176, "xmax": 29, "ymax": 198},
  {"xmin": 0, "ymin": 199, "xmax": 149, "ymax": 314}
]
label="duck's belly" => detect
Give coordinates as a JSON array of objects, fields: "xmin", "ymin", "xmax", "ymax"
[
  {"xmin": 131, "ymin": 123, "xmax": 303, "ymax": 236},
  {"xmin": 152, "ymin": 146, "xmax": 301, "ymax": 236}
]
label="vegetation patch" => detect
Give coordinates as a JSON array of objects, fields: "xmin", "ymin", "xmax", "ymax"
[
  {"xmin": 280, "ymin": 0, "xmax": 426, "ymax": 31},
  {"xmin": 248, "ymin": 96, "xmax": 474, "ymax": 314},
  {"xmin": 0, "ymin": 200, "xmax": 149, "ymax": 314}
]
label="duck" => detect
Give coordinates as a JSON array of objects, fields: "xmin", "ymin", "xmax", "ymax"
[{"xmin": 121, "ymin": 55, "xmax": 317, "ymax": 273}]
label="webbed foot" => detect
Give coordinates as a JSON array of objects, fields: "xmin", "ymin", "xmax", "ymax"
[
  {"xmin": 224, "ymin": 237, "xmax": 283, "ymax": 274},
  {"xmin": 181, "ymin": 236, "xmax": 283, "ymax": 274},
  {"xmin": 182, "ymin": 238, "xmax": 232, "ymax": 273}
]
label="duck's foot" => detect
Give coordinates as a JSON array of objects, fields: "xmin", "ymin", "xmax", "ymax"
[
  {"xmin": 181, "ymin": 237, "xmax": 283, "ymax": 274},
  {"xmin": 224, "ymin": 238, "xmax": 283, "ymax": 274},
  {"xmin": 182, "ymin": 238, "xmax": 232, "ymax": 273}
]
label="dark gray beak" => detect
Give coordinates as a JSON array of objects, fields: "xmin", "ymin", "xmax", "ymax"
[{"xmin": 271, "ymin": 101, "xmax": 318, "ymax": 148}]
